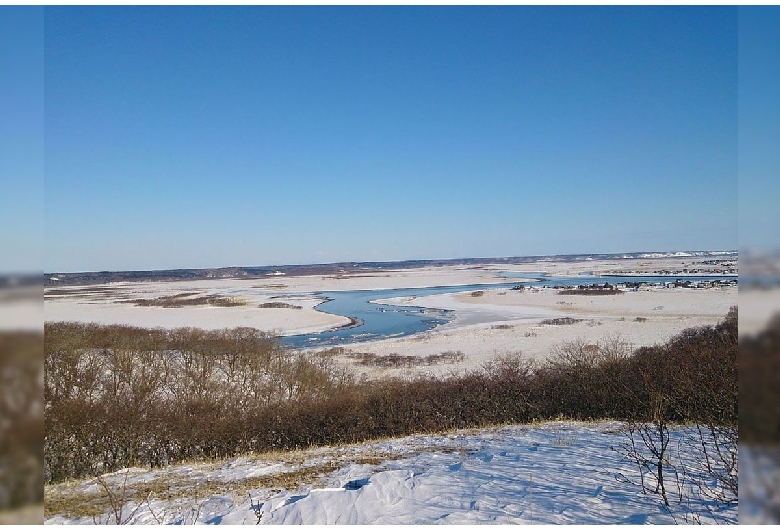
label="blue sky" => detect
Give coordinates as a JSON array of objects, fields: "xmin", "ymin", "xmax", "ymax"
[
  {"xmin": 1, "ymin": 7, "xmax": 43, "ymax": 273},
  {"xmin": 43, "ymin": 6, "xmax": 739, "ymax": 273},
  {"xmin": 738, "ymin": 7, "xmax": 780, "ymax": 253}
]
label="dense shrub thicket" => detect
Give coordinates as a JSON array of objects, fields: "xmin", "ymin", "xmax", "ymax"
[
  {"xmin": 44, "ymin": 324, "xmax": 354, "ymax": 482},
  {"xmin": 740, "ymin": 312, "xmax": 780, "ymax": 444},
  {"xmin": 45, "ymin": 308, "xmax": 737, "ymax": 483},
  {"xmin": 0, "ymin": 331, "xmax": 44, "ymax": 509}
]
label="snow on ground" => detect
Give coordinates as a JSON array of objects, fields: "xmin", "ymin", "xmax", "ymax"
[
  {"xmin": 739, "ymin": 445, "xmax": 780, "ymax": 524},
  {"xmin": 338, "ymin": 285, "xmax": 736, "ymax": 379},
  {"xmin": 43, "ymin": 280, "xmax": 349, "ymax": 336},
  {"xmin": 739, "ymin": 287, "xmax": 780, "ymax": 336},
  {"xmin": 43, "ymin": 264, "xmax": 737, "ymax": 380},
  {"xmin": 0, "ymin": 287, "xmax": 42, "ymax": 331},
  {"xmin": 45, "ymin": 421, "xmax": 737, "ymax": 525}
]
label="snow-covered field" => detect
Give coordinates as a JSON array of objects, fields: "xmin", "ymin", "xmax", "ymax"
[
  {"xmin": 740, "ymin": 445, "xmax": 780, "ymax": 524},
  {"xmin": 739, "ymin": 287, "xmax": 780, "ymax": 336},
  {"xmin": 353, "ymin": 284, "xmax": 736, "ymax": 377},
  {"xmin": 0, "ymin": 286, "xmax": 42, "ymax": 331},
  {"xmin": 43, "ymin": 257, "xmax": 740, "ymax": 524},
  {"xmin": 44, "ymin": 259, "xmax": 737, "ymax": 379},
  {"xmin": 44, "ymin": 421, "xmax": 737, "ymax": 525}
]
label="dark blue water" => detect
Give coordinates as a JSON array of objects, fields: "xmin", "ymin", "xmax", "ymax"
[{"xmin": 280, "ymin": 274, "xmax": 735, "ymax": 349}]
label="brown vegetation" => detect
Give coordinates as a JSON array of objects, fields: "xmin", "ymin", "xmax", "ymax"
[
  {"xmin": 45, "ymin": 308, "xmax": 737, "ymax": 486},
  {"xmin": 258, "ymin": 302, "xmax": 302, "ymax": 309},
  {"xmin": 740, "ymin": 312, "xmax": 780, "ymax": 444},
  {"xmin": 120, "ymin": 294, "xmax": 247, "ymax": 308},
  {"xmin": 0, "ymin": 331, "xmax": 44, "ymax": 510},
  {"xmin": 540, "ymin": 317, "xmax": 583, "ymax": 326},
  {"xmin": 319, "ymin": 348, "xmax": 465, "ymax": 367},
  {"xmin": 44, "ymin": 323, "xmax": 353, "ymax": 482},
  {"xmin": 491, "ymin": 324, "xmax": 514, "ymax": 330}
]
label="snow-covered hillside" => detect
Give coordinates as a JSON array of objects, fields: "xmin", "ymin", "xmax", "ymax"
[{"xmin": 45, "ymin": 421, "xmax": 737, "ymax": 525}]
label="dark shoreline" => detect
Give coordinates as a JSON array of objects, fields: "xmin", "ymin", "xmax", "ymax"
[
  {"xmin": 311, "ymin": 297, "xmax": 365, "ymax": 333},
  {"xmin": 330, "ymin": 316, "xmax": 364, "ymax": 332}
]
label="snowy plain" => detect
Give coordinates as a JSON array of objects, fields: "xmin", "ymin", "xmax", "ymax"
[
  {"xmin": 45, "ymin": 421, "xmax": 737, "ymax": 525},
  {"xmin": 43, "ymin": 256, "xmax": 739, "ymax": 524}
]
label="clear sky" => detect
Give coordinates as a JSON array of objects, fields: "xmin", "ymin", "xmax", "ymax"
[
  {"xmin": 738, "ymin": 7, "xmax": 780, "ymax": 253},
  {"xmin": 44, "ymin": 6, "xmax": 738, "ymax": 273},
  {"xmin": 1, "ymin": 6, "xmax": 43, "ymax": 273}
]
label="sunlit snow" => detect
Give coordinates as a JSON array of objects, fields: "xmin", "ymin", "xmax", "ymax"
[{"xmin": 45, "ymin": 421, "xmax": 737, "ymax": 525}]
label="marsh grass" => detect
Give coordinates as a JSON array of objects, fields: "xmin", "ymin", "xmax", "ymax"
[
  {"xmin": 319, "ymin": 347, "xmax": 465, "ymax": 367},
  {"xmin": 120, "ymin": 294, "xmax": 247, "ymax": 308},
  {"xmin": 540, "ymin": 317, "xmax": 583, "ymax": 326},
  {"xmin": 0, "ymin": 505, "xmax": 42, "ymax": 525},
  {"xmin": 45, "ymin": 443, "xmax": 437, "ymax": 520}
]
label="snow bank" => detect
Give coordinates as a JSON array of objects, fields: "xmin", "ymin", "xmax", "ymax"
[{"xmin": 45, "ymin": 422, "xmax": 737, "ymax": 525}]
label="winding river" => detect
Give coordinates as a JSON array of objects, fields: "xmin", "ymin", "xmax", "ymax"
[{"xmin": 280, "ymin": 274, "xmax": 733, "ymax": 349}]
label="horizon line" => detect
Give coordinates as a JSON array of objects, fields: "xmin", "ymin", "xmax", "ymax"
[{"xmin": 42, "ymin": 248, "xmax": 738, "ymax": 277}]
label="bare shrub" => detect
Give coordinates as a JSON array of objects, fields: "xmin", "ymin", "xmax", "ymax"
[
  {"xmin": 0, "ymin": 331, "xmax": 44, "ymax": 510},
  {"xmin": 340, "ymin": 350, "xmax": 465, "ymax": 368},
  {"xmin": 45, "ymin": 308, "xmax": 737, "ymax": 495},
  {"xmin": 615, "ymin": 420, "xmax": 676, "ymax": 508},
  {"xmin": 548, "ymin": 339, "xmax": 603, "ymax": 369},
  {"xmin": 120, "ymin": 295, "xmax": 246, "ymax": 308},
  {"xmin": 740, "ymin": 308, "xmax": 780, "ymax": 443},
  {"xmin": 44, "ymin": 323, "xmax": 353, "ymax": 482},
  {"xmin": 481, "ymin": 352, "xmax": 534, "ymax": 381},
  {"xmin": 612, "ymin": 307, "xmax": 738, "ymax": 521},
  {"xmin": 534, "ymin": 335, "xmax": 636, "ymax": 421},
  {"xmin": 91, "ymin": 471, "xmax": 148, "ymax": 525},
  {"xmin": 687, "ymin": 424, "xmax": 738, "ymax": 505},
  {"xmin": 540, "ymin": 317, "xmax": 582, "ymax": 326}
]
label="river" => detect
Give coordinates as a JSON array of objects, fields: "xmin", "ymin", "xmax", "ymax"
[{"xmin": 280, "ymin": 274, "xmax": 733, "ymax": 349}]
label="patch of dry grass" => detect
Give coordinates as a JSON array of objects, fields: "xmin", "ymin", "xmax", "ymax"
[
  {"xmin": 0, "ymin": 504, "xmax": 43, "ymax": 524},
  {"xmin": 540, "ymin": 317, "xmax": 583, "ymax": 326},
  {"xmin": 259, "ymin": 302, "xmax": 302, "ymax": 309},
  {"xmin": 45, "ymin": 461, "xmax": 342, "ymax": 519},
  {"xmin": 118, "ymin": 294, "xmax": 247, "ymax": 308},
  {"xmin": 44, "ymin": 444, "xmax": 421, "ymax": 521},
  {"xmin": 319, "ymin": 347, "xmax": 465, "ymax": 367}
]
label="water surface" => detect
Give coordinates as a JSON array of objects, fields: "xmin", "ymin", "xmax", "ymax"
[{"xmin": 281, "ymin": 274, "xmax": 734, "ymax": 348}]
